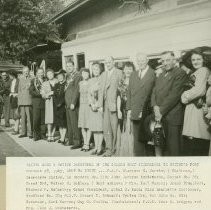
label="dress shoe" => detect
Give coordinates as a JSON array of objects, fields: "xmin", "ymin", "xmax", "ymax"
[
  {"xmin": 18, "ymin": 134, "xmax": 27, "ymax": 138},
  {"xmin": 12, "ymin": 131, "xmax": 19, "ymax": 135},
  {"xmin": 102, "ymin": 152, "xmax": 112, "ymax": 157},
  {"xmin": 70, "ymin": 145, "xmax": 81, "ymax": 150},
  {"xmin": 41, "ymin": 135, "xmax": 46, "ymax": 140},
  {"xmin": 97, "ymin": 150, "xmax": 104, "ymax": 156},
  {"xmin": 84, "ymin": 148, "xmax": 90, "ymax": 152},
  {"xmin": 34, "ymin": 137, "xmax": 41, "ymax": 141},
  {"xmin": 91, "ymin": 150, "xmax": 97, "ymax": 155},
  {"xmin": 58, "ymin": 140, "xmax": 64, "ymax": 144},
  {"xmin": 63, "ymin": 141, "xmax": 72, "ymax": 146},
  {"xmin": 29, "ymin": 136, "xmax": 33, "ymax": 139}
]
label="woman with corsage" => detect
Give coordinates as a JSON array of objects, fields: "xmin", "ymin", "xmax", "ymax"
[
  {"xmin": 88, "ymin": 62, "xmax": 104, "ymax": 155},
  {"xmin": 54, "ymin": 69, "xmax": 67, "ymax": 144},
  {"xmin": 116, "ymin": 62, "xmax": 135, "ymax": 156}
]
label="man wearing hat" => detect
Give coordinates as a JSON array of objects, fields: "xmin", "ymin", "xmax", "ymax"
[{"xmin": 0, "ymin": 72, "xmax": 12, "ymax": 127}]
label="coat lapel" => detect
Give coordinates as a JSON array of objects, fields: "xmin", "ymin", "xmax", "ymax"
[
  {"xmin": 157, "ymin": 69, "xmax": 175, "ymax": 91},
  {"xmin": 105, "ymin": 69, "xmax": 116, "ymax": 90},
  {"xmin": 133, "ymin": 68, "xmax": 152, "ymax": 93}
]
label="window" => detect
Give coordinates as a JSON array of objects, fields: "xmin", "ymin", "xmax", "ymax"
[
  {"xmin": 77, "ymin": 53, "xmax": 85, "ymax": 70},
  {"xmin": 64, "ymin": 55, "xmax": 74, "ymax": 64}
]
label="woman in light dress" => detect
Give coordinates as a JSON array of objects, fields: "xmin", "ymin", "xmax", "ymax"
[
  {"xmin": 88, "ymin": 62, "xmax": 104, "ymax": 155},
  {"xmin": 41, "ymin": 69, "xmax": 58, "ymax": 142},
  {"xmin": 78, "ymin": 68, "xmax": 91, "ymax": 152},
  {"xmin": 181, "ymin": 50, "xmax": 210, "ymax": 156}
]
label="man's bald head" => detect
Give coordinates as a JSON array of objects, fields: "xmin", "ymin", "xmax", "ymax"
[
  {"xmin": 22, "ymin": 66, "xmax": 29, "ymax": 77},
  {"xmin": 105, "ymin": 56, "xmax": 115, "ymax": 71},
  {"xmin": 136, "ymin": 53, "xmax": 149, "ymax": 71}
]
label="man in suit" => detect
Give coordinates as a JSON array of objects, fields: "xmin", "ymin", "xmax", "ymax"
[
  {"xmin": 65, "ymin": 60, "xmax": 82, "ymax": 149},
  {"xmin": 98, "ymin": 56, "xmax": 122, "ymax": 156},
  {"xmin": 0, "ymin": 72, "xmax": 11, "ymax": 127},
  {"xmin": 127, "ymin": 53, "xmax": 155, "ymax": 156},
  {"xmin": 151, "ymin": 51, "xmax": 188, "ymax": 156},
  {"xmin": 29, "ymin": 68, "xmax": 46, "ymax": 141},
  {"xmin": 18, "ymin": 66, "xmax": 33, "ymax": 138}
]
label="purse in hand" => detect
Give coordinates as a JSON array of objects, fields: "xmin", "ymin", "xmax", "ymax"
[{"xmin": 152, "ymin": 121, "xmax": 166, "ymax": 149}]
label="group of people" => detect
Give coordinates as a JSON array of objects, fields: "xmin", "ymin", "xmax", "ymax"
[{"xmin": 0, "ymin": 49, "xmax": 211, "ymax": 157}]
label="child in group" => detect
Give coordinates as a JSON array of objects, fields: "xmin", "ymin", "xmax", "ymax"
[{"xmin": 78, "ymin": 68, "xmax": 91, "ymax": 152}]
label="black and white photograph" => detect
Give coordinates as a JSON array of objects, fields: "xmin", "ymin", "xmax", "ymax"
[
  {"xmin": 1, "ymin": 1, "xmax": 211, "ymax": 209},
  {"xmin": 1, "ymin": 0, "xmax": 211, "ymax": 163}
]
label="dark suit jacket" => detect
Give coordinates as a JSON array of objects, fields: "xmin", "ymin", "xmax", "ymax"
[
  {"xmin": 0, "ymin": 77, "xmax": 11, "ymax": 97},
  {"xmin": 65, "ymin": 71, "xmax": 81, "ymax": 108},
  {"xmin": 29, "ymin": 78, "xmax": 45, "ymax": 109},
  {"xmin": 151, "ymin": 66, "xmax": 188, "ymax": 125},
  {"xmin": 127, "ymin": 67, "xmax": 155, "ymax": 120},
  {"xmin": 10, "ymin": 78, "xmax": 19, "ymax": 109}
]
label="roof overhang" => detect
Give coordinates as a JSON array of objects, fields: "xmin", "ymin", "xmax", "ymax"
[
  {"xmin": 25, "ymin": 41, "xmax": 61, "ymax": 54},
  {"xmin": 0, "ymin": 62, "xmax": 23, "ymax": 72},
  {"xmin": 48, "ymin": 0, "xmax": 92, "ymax": 23}
]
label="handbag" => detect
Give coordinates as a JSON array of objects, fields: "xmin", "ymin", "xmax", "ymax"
[
  {"xmin": 151, "ymin": 121, "xmax": 166, "ymax": 149},
  {"xmin": 10, "ymin": 95, "xmax": 18, "ymax": 109}
]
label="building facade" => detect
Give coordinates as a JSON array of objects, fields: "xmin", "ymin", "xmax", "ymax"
[{"xmin": 51, "ymin": 0, "xmax": 211, "ymax": 70}]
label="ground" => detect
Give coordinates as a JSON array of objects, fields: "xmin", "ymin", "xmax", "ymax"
[{"xmin": 0, "ymin": 120, "xmax": 94, "ymax": 165}]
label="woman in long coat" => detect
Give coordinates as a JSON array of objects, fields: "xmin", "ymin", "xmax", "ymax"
[
  {"xmin": 54, "ymin": 70, "xmax": 67, "ymax": 143},
  {"xmin": 181, "ymin": 50, "xmax": 211, "ymax": 156},
  {"xmin": 41, "ymin": 69, "xmax": 58, "ymax": 142}
]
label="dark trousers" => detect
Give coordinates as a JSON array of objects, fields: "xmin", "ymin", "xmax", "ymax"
[
  {"xmin": 66, "ymin": 108, "xmax": 81, "ymax": 146},
  {"xmin": 183, "ymin": 137, "xmax": 210, "ymax": 156},
  {"xmin": 3, "ymin": 96, "xmax": 10, "ymax": 126},
  {"xmin": 32, "ymin": 106, "xmax": 46, "ymax": 139},
  {"xmin": 132, "ymin": 119, "xmax": 146, "ymax": 156},
  {"xmin": 162, "ymin": 119, "xmax": 182, "ymax": 156}
]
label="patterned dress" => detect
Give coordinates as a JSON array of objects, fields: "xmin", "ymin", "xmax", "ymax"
[{"xmin": 116, "ymin": 78, "xmax": 134, "ymax": 156}]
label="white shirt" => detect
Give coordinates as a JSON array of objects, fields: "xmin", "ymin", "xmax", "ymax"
[
  {"xmin": 10, "ymin": 79, "xmax": 17, "ymax": 93},
  {"xmin": 107, "ymin": 68, "xmax": 114, "ymax": 79},
  {"xmin": 139, "ymin": 65, "xmax": 149, "ymax": 79}
]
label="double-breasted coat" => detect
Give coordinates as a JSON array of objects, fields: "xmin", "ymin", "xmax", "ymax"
[
  {"xmin": 151, "ymin": 66, "xmax": 188, "ymax": 155},
  {"xmin": 65, "ymin": 71, "xmax": 82, "ymax": 145}
]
